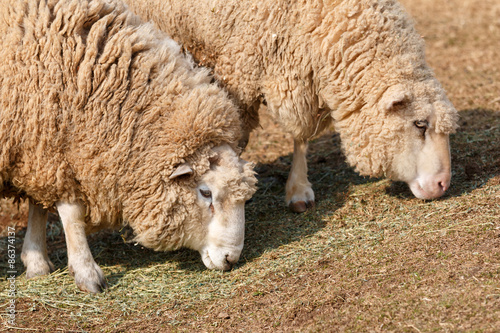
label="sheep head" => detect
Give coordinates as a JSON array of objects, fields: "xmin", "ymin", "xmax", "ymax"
[
  {"xmin": 335, "ymin": 79, "xmax": 459, "ymax": 199},
  {"xmin": 170, "ymin": 144, "xmax": 257, "ymax": 271},
  {"xmin": 380, "ymin": 81, "xmax": 459, "ymax": 199}
]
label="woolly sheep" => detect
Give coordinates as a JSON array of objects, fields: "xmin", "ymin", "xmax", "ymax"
[
  {"xmin": 0, "ymin": 0, "xmax": 257, "ymax": 293},
  {"xmin": 123, "ymin": 0, "xmax": 459, "ymax": 212}
]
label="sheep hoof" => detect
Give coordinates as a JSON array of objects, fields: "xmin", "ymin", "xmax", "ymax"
[
  {"xmin": 289, "ymin": 200, "xmax": 314, "ymax": 213},
  {"xmin": 71, "ymin": 262, "xmax": 108, "ymax": 293},
  {"xmin": 25, "ymin": 259, "xmax": 55, "ymax": 279},
  {"xmin": 75, "ymin": 274, "xmax": 108, "ymax": 294}
]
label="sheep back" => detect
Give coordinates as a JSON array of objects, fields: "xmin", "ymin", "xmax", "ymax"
[{"xmin": 123, "ymin": 0, "xmax": 458, "ymax": 144}]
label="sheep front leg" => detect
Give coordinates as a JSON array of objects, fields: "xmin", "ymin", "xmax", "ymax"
[
  {"xmin": 21, "ymin": 202, "xmax": 55, "ymax": 278},
  {"xmin": 57, "ymin": 202, "xmax": 107, "ymax": 293},
  {"xmin": 286, "ymin": 139, "xmax": 315, "ymax": 213}
]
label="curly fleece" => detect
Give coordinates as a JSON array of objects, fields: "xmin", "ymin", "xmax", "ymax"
[
  {"xmin": 0, "ymin": 0, "xmax": 249, "ymax": 251},
  {"xmin": 123, "ymin": 0, "xmax": 459, "ymax": 178}
]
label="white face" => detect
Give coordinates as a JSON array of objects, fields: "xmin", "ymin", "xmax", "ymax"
[
  {"xmin": 196, "ymin": 182, "xmax": 246, "ymax": 271},
  {"xmin": 392, "ymin": 116, "xmax": 452, "ymax": 199},
  {"xmin": 177, "ymin": 144, "xmax": 257, "ymax": 271}
]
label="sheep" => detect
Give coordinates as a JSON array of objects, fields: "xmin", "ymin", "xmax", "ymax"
[
  {"xmin": 0, "ymin": 0, "xmax": 257, "ymax": 293},
  {"xmin": 123, "ymin": 0, "xmax": 459, "ymax": 212}
]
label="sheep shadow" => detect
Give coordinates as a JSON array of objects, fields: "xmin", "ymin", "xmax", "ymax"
[
  {"xmin": 238, "ymin": 132, "xmax": 377, "ymax": 267},
  {"xmin": 385, "ymin": 108, "xmax": 500, "ymax": 199}
]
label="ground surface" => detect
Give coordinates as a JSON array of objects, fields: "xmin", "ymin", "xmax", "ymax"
[{"xmin": 1, "ymin": 0, "xmax": 499, "ymax": 331}]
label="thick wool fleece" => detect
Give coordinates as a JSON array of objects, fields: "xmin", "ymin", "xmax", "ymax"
[
  {"xmin": 0, "ymin": 0, "xmax": 244, "ymax": 250},
  {"xmin": 123, "ymin": 0, "xmax": 459, "ymax": 177}
]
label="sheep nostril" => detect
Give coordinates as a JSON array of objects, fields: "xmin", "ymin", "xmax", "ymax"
[
  {"xmin": 224, "ymin": 254, "xmax": 236, "ymax": 271},
  {"xmin": 438, "ymin": 181, "xmax": 448, "ymax": 193}
]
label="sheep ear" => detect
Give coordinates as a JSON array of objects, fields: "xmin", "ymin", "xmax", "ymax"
[
  {"xmin": 381, "ymin": 85, "xmax": 408, "ymax": 112},
  {"xmin": 169, "ymin": 163, "xmax": 193, "ymax": 179}
]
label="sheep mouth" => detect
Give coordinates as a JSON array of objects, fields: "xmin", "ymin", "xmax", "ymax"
[
  {"xmin": 408, "ymin": 181, "xmax": 432, "ymax": 199},
  {"xmin": 201, "ymin": 252, "xmax": 217, "ymax": 270},
  {"xmin": 200, "ymin": 249, "xmax": 238, "ymax": 271}
]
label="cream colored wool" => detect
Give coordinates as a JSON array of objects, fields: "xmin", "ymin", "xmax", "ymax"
[
  {"xmin": 123, "ymin": 0, "xmax": 459, "ymax": 178},
  {"xmin": 0, "ymin": 0, "xmax": 255, "ymax": 251}
]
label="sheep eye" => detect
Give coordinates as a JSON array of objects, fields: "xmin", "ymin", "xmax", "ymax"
[
  {"xmin": 392, "ymin": 100, "xmax": 406, "ymax": 108},
  {"xmin": 414, "ymin": 120, "xmax": 428, "ymax": 137},
  {"xmin": 199, "ymin": 189, "xmax": 212, "ymax": 198},
  {"xmin": 414, "ymin": 120, "xmax": 428, "ymax": 129}
]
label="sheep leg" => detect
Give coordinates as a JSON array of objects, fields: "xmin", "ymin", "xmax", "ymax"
[
  {"xmin": 57, "ymin": 202, "xmax": 107, "ymax": 293},
  {"xmin": 21, "ymin": 202, "xmax": 55, "ymax": 278},
  {"xmin": 286, "ymin": 139, "xmax": 315, "ymax": 213}
]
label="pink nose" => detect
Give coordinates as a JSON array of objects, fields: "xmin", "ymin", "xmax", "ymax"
[
  {"xmin": 426, "ymin": 174, "xmax": 451, "ymax": 199},
  {"xmin": 438, "ymin": 180, "xmax": 448, "ymax": 193},
  {"xmin": 409, "ymin": 173, "xmax": 451, "ymax": 200}
]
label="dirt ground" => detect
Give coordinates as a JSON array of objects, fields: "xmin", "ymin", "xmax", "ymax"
[{"xmin": 1, "ymin": 0, "xmax": 499, "ymax": 331}]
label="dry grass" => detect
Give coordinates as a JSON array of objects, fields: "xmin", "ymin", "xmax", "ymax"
[{"xmin": 1, "ymin": 0, "xmax": 499, "ymax": 331}]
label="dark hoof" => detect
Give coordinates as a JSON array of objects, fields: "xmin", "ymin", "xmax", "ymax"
[
  {"xmin": 289, "ymin": 200, "xmax": 315, "ymax": 213},
  {"xmin": 76, "ymin": 276, "xmax": 108, "ymax": 294},
  {"xmin": 71, "ymin": 263, "xmax": 108, "ymax": 293}
]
